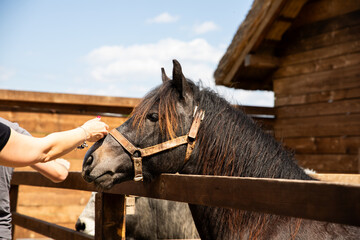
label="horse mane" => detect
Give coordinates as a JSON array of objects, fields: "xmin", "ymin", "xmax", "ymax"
[
  {"xmin": 131, "ymin": 79, "xmax": 316, "ymax": 238},
  {"xmin": 132, "ymin": 78, "xmax": 312, "ymax": 180},
  {"xmin": 191, "ymin": 84, "xmax": 315, "ymax": 238},
  {"xmin": 131, "ymin": 80, "xmax": 183, "ymax": 139},
  {"xmin": 195, "ymin": 88, "xmax": 312, "ymax": 179}
]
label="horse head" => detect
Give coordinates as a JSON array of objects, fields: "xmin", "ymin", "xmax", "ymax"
[{"xmin": 82, "ymin": 60, "xmax": 199, "ymax": 189}]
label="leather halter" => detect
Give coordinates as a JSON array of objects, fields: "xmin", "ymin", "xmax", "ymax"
[{"xmin": 109, "ymin": 107, "xmax": 205, "ymax": 181}]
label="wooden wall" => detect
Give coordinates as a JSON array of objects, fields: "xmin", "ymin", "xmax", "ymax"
[
  {"xmin": 273, "ymin": 0, "xmax": 360, "ymax": 173},
  {"xmin": 1, "ymin": 90, "xmax": 133, "ymax": 239}
]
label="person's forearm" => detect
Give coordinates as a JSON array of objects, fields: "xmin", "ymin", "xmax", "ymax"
[
  {"xmin": 0, "ymin": 128, "xmax": 84, "ymax": 167},
  {"xmin": 31, "ymin": 159, "xmax": 70, "ymax": 183},
  {"xmin": 0, "ymin": 118, "xmax": 107, "ymax": 167},
  {"xmin": 40, "ymin": 127, "xmax": 86, "ymax": 162}
]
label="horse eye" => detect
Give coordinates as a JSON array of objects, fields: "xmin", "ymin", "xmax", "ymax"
[{"xmin": 147, "ymin": 113, "xmax": 159, "ymax": 122}]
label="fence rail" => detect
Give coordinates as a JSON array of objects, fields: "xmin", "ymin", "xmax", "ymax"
[
  {"xmin": 0, "ymin": 89, "xmax": 275, "ymax": 125},
  {"xmin": 10, "ymin": 171, "xmax": 360, "ymax": 239}
]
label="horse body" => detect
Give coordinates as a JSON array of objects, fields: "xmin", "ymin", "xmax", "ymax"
[{"xmin": 82, "ymin": 60, "xmax": 359, "ymax": 239}]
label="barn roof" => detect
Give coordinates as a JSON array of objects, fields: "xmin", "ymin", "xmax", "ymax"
[{"xmin": 214, "ymin": 0, "xmax": 308, "ymax": 90}]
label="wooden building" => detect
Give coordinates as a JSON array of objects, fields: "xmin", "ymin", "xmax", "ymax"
[{"xmin": 214, "ymin": 0, "xmax": 360, "ymax": 173}]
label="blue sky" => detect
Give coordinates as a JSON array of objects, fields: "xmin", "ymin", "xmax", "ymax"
[{"xmin": 0, "ymin": 0, "xmax": 273, "ymax": 106}]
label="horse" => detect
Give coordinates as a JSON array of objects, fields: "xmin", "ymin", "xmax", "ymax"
[
  {"xmin": 82, "ymin": 60, "xmax": 360, "ymax": 239},
  {"xmin": 75, "ymin": 193, "xmax": 199, "ymax": 239}
]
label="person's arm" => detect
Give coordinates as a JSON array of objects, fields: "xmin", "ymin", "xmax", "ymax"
[
  {"xmin": 0, "ymin": 118, "xmax": 108, "ymax": 167},
  {"xmin": 31, "ymin": 158, "xmax": 70, "ymax": 183}
]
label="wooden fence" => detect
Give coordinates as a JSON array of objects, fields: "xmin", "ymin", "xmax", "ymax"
[
  {"xmin": 10, "ymin": 171, "xmax": 360, "ymax": 239},
  {"xmin": 2, "ymin": 89, "xmax": 359, "ymax": 239},
  {"xmin": 0, "ymin": 89, "xmax": 274, "ymax": 238}
]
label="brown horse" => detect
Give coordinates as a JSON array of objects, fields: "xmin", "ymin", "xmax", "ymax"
[{"xmin": 82, "ymin": 60, "xmax": 359, "ymax": 239}]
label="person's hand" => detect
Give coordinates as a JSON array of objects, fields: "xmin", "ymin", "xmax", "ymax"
[{"xmin": 80, "ymin": 117, "xmax": 109, "ymax": 142}]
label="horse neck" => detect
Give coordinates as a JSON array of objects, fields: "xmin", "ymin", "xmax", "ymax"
[
  {"xmin": 183, "ymin": 95, "xmax": 314, "ymax": 239},
  {"xmin": 188, "ymin": 204, "xmax": 290, "ymax": 240},
  {"xmin": 189, "ymin": 97, "xmax": 312, "ymax": 180}
]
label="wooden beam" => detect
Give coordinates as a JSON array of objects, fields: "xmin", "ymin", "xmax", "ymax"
[
  {"xmin": 0, "ymin": 100, "xmax": 134, "ymax": 116},
  {"xmin": 215, "ymin": 0, "xmax": 288, "ymax": 86},
  {"xmin": 244, "ymin": 54, "xmax": 280, "ymax": 68},
  {"xmin": 11, "ymin": 212, "xmax": 93, "ymax": 240},
  {"xmin": 95, "ymin": 193, "xmax": 126, "ymax": 240},
  {"xmin": 11, "ymin": 171, "xmax": 360, "ymax": 226},
  {"xmin": 0, "ymin": 89, "xmax": 141, "ymax": 108},
  {"xmin": 311, "ymin": 173, "xmax": 360, "ymax": 185},
  {"xmin": 0, "ymin": 89, "xmax": 141, "ymax": 115},
  {"xmin": 265, "ymin": 20, "xmax": 292, "ymax": 41},
  {"xmin": 358, "ymin": 148, "xmax": 360, "ymax": 173},
  {"xmin": 11, "ymin": 171, "xmax": 97, "ymax": 191}
]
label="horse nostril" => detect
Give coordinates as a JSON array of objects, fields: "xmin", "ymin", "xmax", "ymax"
[
  {"xmin": 86, "ymin": 155, "xmax": 94, "ymax": 166},
  {"xmin": 75, "ymin": 220, "xmax": 86, "ymax": 231}
]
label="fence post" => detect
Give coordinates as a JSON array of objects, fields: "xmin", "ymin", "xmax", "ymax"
[
  {"xmin": 95, "ymin": 192, "xmax": 126, "ymax": 240},
  {"xmin": 10, "ymin": 185, "xmax": 19, "ymax": 238},
  {"xmin": 358, "ymin": 148, "xmax": 360, "ymax": 173}
]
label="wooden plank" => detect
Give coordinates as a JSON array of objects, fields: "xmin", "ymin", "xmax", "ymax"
[
  {"xmin": 311, "ymin": 173, "xmax": 360, "ymax": 185},
  {"xmin": 275, "ymin": 87, "xmax": 360, "ymax": 106},
  {"xmin": 16, "ymin": 205, "xmax": 86, "ymax": 224},
  {"xmin": 108, "ymin": 174, "xmax": 360, "ymax": 226},
  {"xmin": 0, "ymin": 111, "xmax": 127, "ymax": 134},
  {"xmin": 17, "ymin": 189, "xmax": 91, "ymax": 207},
  {"xmin": 274, "ymin": 52, "xmax": 360, "ymax": 79},
  {"xmin": 276, "ymin": 98, "xmax": 360, "ymax": 119},
  {"xmin": 11, "ymin": 212, "xmax": 93, "ymax": 240},
  {"xmin": 11, "ymin": 171, "xmax": 96, "ymax": 191},
  {"xmin": 274, "ymin": 64, "xmax": 360, "ymax": 96},
  {"xmin": 358, "ymin": 148, "xmax": 360, "ymax": 174},
  {"xmin": 244, "ymin": 54, "xmax": 280, "ymax": 68},
  {"xmin": 275, "ymin": 114, "xmax": 360, "ymax": 138},
  {"xmin": 11, "ymin": 171, "xmax": 360, "ymax": 226},
  {"xmin": 279, "ymin": 39, "xmax": 360, "ymax": 66},
  {"xmin": 279, "ymin": 0, "xmax": 308, "ymax": 19},
  {"xmin": 0, "ymin": 100, "xmax": 134, "ymax": 116},
  {"xmin": 282, "ymin": 23, "xmax": 360, "ymax": 56},
  {"xmin": 282, "ymin": 136, "xmax": 360, "ymax": 155},
  {"xmin": 0, "ymin": 90, "xmax": 141, "ymax": 115},
  {"xmin": 292, "ymin": 0, "xmax": 360, "ymax": 28},
  {"xmin": 0, "ymin": 89, "xmax": 141, "ymax": 108},
  {"xmin": 296, "ymin": 154, "xmax": 358, "ymax": 173},
  {"xmin": 265, "ymin": 19, "xmax": 292, "ymax": 41},
  {"xmin": 95, "ymin": 193, "xmax": 126, "ymax": 240}
]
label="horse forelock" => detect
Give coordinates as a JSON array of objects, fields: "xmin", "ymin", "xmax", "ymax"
[{"xmin": 131, "ymin": 82, "xmax": 180, "ymax": 139}]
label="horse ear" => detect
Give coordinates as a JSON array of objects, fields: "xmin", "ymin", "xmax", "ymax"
[
  {"xmin": 172, "ymin": 59, "xmax": 187, "ymax": 98},
  {"xmin": 161, "ymin": 68, "xmax": 170, "ymax": 82}
]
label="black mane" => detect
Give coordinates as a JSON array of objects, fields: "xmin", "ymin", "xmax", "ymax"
[{"xmin": 185, "ymin": 82, "xmax": 314, "ymax": 181}]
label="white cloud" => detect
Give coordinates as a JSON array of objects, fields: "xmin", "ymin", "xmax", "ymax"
[
  {"xmin": 0, "ymin": 66, "xmax": 15, "ymax": 81},
  {"xmin": 146, "ymin": 12, "xmax": 179, "ymax": 24},
  {"xmin": 193, "ymin": 21, "xmax": 219, "ymax": 35},
  {"xmin": 85, "ymin": 38, "xmax": 223, "ymax": 84},
  {"xmin": 83, "ymin": 38, "xmax": 273, "ymax": 106}
]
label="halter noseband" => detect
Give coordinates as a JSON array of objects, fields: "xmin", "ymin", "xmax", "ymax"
[{"xmin": 109, "ymin": 107, "xmax": 205, "ymax": 181}]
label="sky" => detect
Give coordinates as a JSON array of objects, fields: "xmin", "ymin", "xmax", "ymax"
[{"xmin": 0, "ymin": 0, "xmax": 274, "ymax": 107}]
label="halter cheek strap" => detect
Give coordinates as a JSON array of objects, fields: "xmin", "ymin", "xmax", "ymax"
[{"xmin": 109, "ymin": 108, "xmax": 205, "ymax": 181}]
